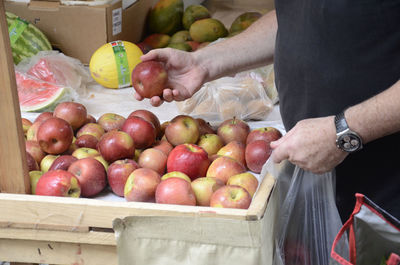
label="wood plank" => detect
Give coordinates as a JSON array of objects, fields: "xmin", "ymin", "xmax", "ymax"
[
  {"xmin": 246, "ymin": 173, "xmax": 275, "ymax": 220},
  {"xmin": 0, "ymin": 0, "xmax": 30, "ymax": 194},
  {"xmin": 0, "ymin": 227, "xmax": 116, "ymax": 246},
  {"xmin": 0, "ymin": 193, "xmax": 248, "ymax": 229},
  {"xmin": 0, "ymin": 238, "xmax": 117, "ymax": 265}
]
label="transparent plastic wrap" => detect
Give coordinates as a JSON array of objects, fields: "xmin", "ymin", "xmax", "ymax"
[
  {"xmin": 16, "ymin": 70, "xmax": 78, "ymax": 112},
  {"xmin": 16, "ymin": 50, "xmax": 92, "ymax": 97},
  {"xmin": 270, "ymin": 161, "xmax": 348, "ymax": 265},
  {"xmin": 176, "ymin": 75, "xmax": 274, "ymax": 123}
]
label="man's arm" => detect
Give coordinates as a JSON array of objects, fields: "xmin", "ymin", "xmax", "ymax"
[
  {"xmin": 346, "ymin": 79, "xmax": 400, "ymax": 144},
  {"xmin": 194, "ymin": 10, "xmax": 277, "ymax": 82},
  {"xmin": 271, "ymin": 80, "xmax": 400, "ymax": 173}
]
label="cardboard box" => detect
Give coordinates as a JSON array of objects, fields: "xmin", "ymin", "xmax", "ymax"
[{"xmin": 5, "ymin": 0, "xmax": 154, "ymax": 64}]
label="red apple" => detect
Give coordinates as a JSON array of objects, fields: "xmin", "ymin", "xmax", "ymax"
[
  {"xmin": 196, "ymin": 118, "xmax": 215, "ymax": 135},
  {"xmin": 34, "ymin": 111, "xmax": 53, "ymax": 123},
  {"xmin": 246, "ymin": 127, "xmax": 282, "ymax": 145},
  {"xmin": 37, "ymin": 117, "xmax": 74, "ymax": 154},
  {"xmin": 136, "ymin": 41, "xmax": 152, "ymax": 54},
  {"xmin": 75, "ymin": 134, "xmax": 99, "ymax": 149},
  {"xmin": 40, "ymin": 154, "xmax": 59, "ymax": 173},
  {"xmin": 227, "ymin": 172, "xmax": 259, "ymax": 197},
  {"xmin": 155, "ymin": 177, "xmax": 196, "ymax": 206},
  {"xmin": 25, "ymin": 140, "xmax": 46, "ymax": 164},
  {"xmin": 217, "ymin": 117, "xmax": 250, "ymax": 145},
  {"xmin": 153, "ymin": 140, "xmax": 174, "ymax": 155},
  {"xmin": 165, "ymin": 115, "xmax": 200, "ymax": 146},
  {"xmin": 36, "ymin": 169, "xmax": 81, "ymax": 197},
  {"xmin": 124, "ymin": 168, "xmax": 161, "ymax": 202},
  {"xmin": 53, "ymin": 101, "xmax": 87, "ymax": 131},
  {"xmin": 97, "ymin": 113, "xmax": 126, "ymax": 132},
  {"xmin": 210, "ymin": 185, "xmax": 252, "ymax": 209},
  {"xmin": 121, "ymin": 116, "xmax": 157, "ymax": 149},
  {"xmin": 98, "ymin": 130, "xmax": 135, "ymax": 162},
  {"xmin": 206, "ymin": 156, "xmax": 246, "ymax": 184},
  {"xmin": 216, "ymin": 141, "xmax": 246, "ymax": 167},
  {"xmin": 68, "ymin": 157, "xmax": 107, "ymax": 197},
  {"xmin": 132, "ymin": 60, "xmax": 168, "ymax": 98},
  {"xmin": 245, "ymin": 140, "xmax": 272, "ymax": 173},
  {"xmin": 128, "ymin": 109, "xmax": 161, "ymax": 138},
  {"xmin": 21, "ymin": 118, "xmax": 32, "ymax": 136},
  {"xmin": 26, "ymin": 121, "xmax": 42, "ymax": 141},
  {"xmin": 76, "ymin": 123, "xmax": 105, "ymax": 140},
  {"xmin": 167, "ymin": 143, "xmax": 210, "ymax": 181},
  {"xmin": 72, "ymin": 147, "xmax": 100, "ymax": 159},
  {"xmin": 191, "ymin": 177, "xmax": 224, "ymax": 206},
  {"xmin": 107, "ymin": 159, "xmax": 140, "ymax": 197},
  {"xmin": 86, "ymin": 114, "xmax": 97, "ymax": 124},
  {"xmin": 138, "ymin": 148, "xmax": 167, "ymax": 175},
  {"xmin": 161, "ymin": 171, "xmax": 191, "ymax": 182},
  {"xmin": 197, "ymin": 133, "xmax": 224, "ymax": 156},
  {"xmin": 48, "ymin": 155, "xmax": 78, "ymax": 171},
  {"xmin": 26, "ymin": 151, "xmax": 39, "ymax": 172}
]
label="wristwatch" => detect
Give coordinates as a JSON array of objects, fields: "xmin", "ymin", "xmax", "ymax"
[{"xmin": 334, "ymin": 111, "xmax": 363, "ymax": 153}]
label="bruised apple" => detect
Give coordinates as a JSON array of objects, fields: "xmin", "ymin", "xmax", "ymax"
[
  {"xmin": 196, "ymin": 118, "xmax": 215, "ymax": 135},
  {"xmin": 37, "ymin": 117, "xmax": 74, "ymax": 155},
  {"xmin": 75, "ymin": 134, "xmax": 98, "ymax": 149},
  {"xmin": 26, "ymin": 151, "xmax": 39, "ymax": 172},
  {"xmin": 97, "ymin": 113, "xmax": 126, "ymax": 132},
  {"xmin": 68, "ymin": 157, "xmax": 107, "ymax": 197},
  {"xmin": 124, "ymin": 168, "xmax": 161, "ymax": 202},
  {"xmin": 165, "ymin": 115, "xmax": 200, "ymax": 146},
  {"xmin": 132, "ymin": 60, "xmax": 168, "ymax": 98},
  {"xmin": 36, "ymin": 169, "xmax": 81, "ymax": 197},
  {"xmin": 107, "ymin": 159, "xmax": 140, "ymax": 197},
  {"xmin": 210, "ymin": 185, "xmax": 252, "ymax": 209}
]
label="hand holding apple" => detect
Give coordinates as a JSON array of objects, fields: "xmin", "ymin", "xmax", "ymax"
[{"xmin": 132, "ymin": 60, "xmax": 168, "ymax": 98}]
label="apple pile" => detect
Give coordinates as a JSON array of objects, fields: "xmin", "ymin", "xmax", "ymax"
[{"xmin": 22, "ymin": 102, "xmax": 282, "ymax": 210}]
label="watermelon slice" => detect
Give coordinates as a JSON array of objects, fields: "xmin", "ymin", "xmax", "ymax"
[{"xmin": 16, "ymin": 71, "xmax": 68, "ymax": 112}]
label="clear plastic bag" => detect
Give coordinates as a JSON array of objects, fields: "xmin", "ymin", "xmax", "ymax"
[
  {"xmin": 16, "ymin": 50, "xmax": 91, "ymax": 97},
  {"xmin": 176, "ymin": 75, "xmax": 274, "ymax": 123},
  {"xmin": 271, "ymin": 162, "xmax": 348, "ymax": 265}
]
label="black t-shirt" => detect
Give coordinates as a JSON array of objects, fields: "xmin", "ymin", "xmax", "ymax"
[{"xmin": 274, "ymin": 0, "xmax": 400, "ymax": 220}]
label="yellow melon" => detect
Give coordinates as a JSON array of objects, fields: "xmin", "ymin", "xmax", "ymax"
[{"xmin": 89, "ymin": 41, "xmax": 143, "ymax": 89}]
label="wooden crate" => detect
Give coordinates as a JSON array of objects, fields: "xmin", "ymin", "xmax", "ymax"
[{"xmin": 0, "ymin": 2, "xmax": 275, "ymax": 264}]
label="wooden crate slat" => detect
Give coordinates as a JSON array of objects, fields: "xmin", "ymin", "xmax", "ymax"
[{"xmin": 0, "ymin": 0, "xmax": 30, "ymax": 194}]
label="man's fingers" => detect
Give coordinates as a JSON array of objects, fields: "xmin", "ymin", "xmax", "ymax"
[
  {"xmin": 150, "ymin": 96, "xmax": 163, "ymax": 107},
  {"xmin": 271, "ymin": 144, "xmax": 289, "ymax": 164},
  {"xmin": 133, "ymin": 92, "xmax": 143, "ymax": 101},
  {"xmin": 140, "ymin": 48, "xmax": 172, "ymax": 63},
  {"xmin": 162, "ymin": 89, "xmax": 174, "ymax": 102}
]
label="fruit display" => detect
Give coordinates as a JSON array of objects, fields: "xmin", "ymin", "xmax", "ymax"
[
  {"xmin": 21, "ymin": 101, "xmax": 282, "ymax": 210},
  {"xmin": 6, "ymin": 12, "xmax": 52, "ymax": 64}
]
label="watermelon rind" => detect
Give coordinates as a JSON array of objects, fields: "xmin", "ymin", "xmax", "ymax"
[
  {"xmin": 20, "ymin": 86, "xmax": 68, "ymax": 112},
  {"xmin": 6, "ymin": 12, "xmax": 52, "ymax": 65}
]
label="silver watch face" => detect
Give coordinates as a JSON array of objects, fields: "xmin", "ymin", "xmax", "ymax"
[{"xmin": 336, "ymin": 133, "xmax": 362, "ymax": 152}]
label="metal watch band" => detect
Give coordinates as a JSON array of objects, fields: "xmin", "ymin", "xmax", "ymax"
[{"xmin": 334, "ymin": 111, "xmax": 348, "ymax": 133}]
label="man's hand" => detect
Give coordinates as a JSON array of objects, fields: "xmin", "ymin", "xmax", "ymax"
[
  {"xmin": 270, "ymin": 116, "xmax": 348, "ymax": 174},
  {"xmin": 134, "ymin": 48, "xmax": 208, "ymax": 107}
]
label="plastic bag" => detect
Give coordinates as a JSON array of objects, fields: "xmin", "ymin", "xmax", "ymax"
[
  {"xmin": 176, "ymin": 75, "xmax": 274, "ymax": 123},
  {"xmin": 272, "ymin": 162, "xmax": 348, "ymax": 265},
  {"xmin": 16, "ymin": 50, "xmax": 91, "ymax": 97}
]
